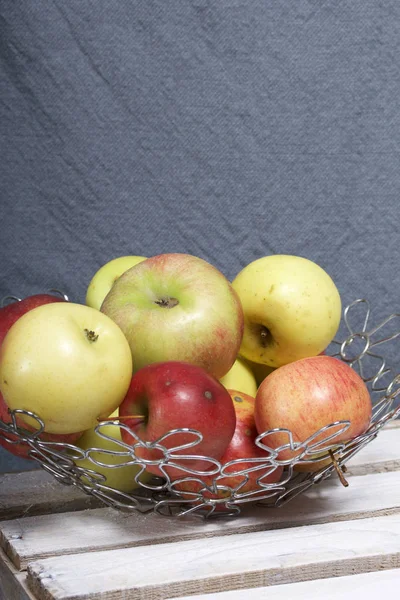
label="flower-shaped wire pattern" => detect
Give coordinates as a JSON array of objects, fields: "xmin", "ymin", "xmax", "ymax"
[{"xmin": 330, "ymin": 299, "xmax": 400, "ymax": 424}]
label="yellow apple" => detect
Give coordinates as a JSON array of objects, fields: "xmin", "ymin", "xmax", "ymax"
[
  {"xmin": 219, "ymin": 357, "xmax": 257, "ymax": 397},
  {"xmin": 74, "ymin": 410, "xmax": 151, "ymax": 492},
  {"xmin": 0, "ymin": 302, "xmax": 133, "ymax": 434},
  {"xmin": 232, "ymin": 255, "xmax": 341, "ymax": 368},
  {"xmin": 86, "ymin": 256, "xmax": 147, "ymax": 311}
]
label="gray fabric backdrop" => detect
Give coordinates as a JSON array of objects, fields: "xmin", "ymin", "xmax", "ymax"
[{"xmin": 1, "ymin": 0, "xmax": 400, "ymax": 473}]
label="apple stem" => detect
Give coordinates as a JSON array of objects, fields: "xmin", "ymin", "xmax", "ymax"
[
  {"xmin": 329, "ymin": 450, "xmax": 349, "ymax": 487},
  {"xmin": 84, "ymin": 329, "xmax": 99, "ymax": 343},
  {"xmin": 154, "ymin": 297, "xmax": 179, "ymax": 309},
  {"xmin": 259, "ymin": 325, "xmax": 273, "ymax": 348}
]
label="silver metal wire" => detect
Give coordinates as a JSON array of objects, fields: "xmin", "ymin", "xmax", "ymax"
[
  {"xmin": 1, "ymin": 297, "xmax": 399, "ymax": 519},
  {"xmin": 1, "ymin": 295, "xmax": 21, "ymax": 307}
]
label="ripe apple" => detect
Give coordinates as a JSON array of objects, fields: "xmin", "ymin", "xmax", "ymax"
[
  {"xmin": 246, "ymin": 352, "xmax": 325, "ymax": 389},
  {"xmin": 119, "ymin": 361, "xmax": 237, "ymax": 479},
  {"xmin": 101, "ymin": 253, "xmax": 244, "ymax": 379},
  {"xmin": 174, "ymin": 390, "xmax": 283, "ymax": 501},
  {"xmin": 219, "ymin": 358, "xmax": 258, "ymax": 397},
  {"xmin": 74, "ymin": 409, "xmax": 152, "ymax": 493},
  {"xmin": 0, "ymin": 293, "xmax": 66, "ymax": 346},
  {"xmin": 86, "ymin": 256, "xmax": 147, "ymax": 311},
  {"xmin": 0, "ymin": 302, "xmax": 133, "ymax": 434},
  {"xmin": 254, "ymin": 355, "xmax": 372, "ymax": 470},
  {"xmin": 232, "ymin": 255, "xmax": 341, "ymax": 368}
]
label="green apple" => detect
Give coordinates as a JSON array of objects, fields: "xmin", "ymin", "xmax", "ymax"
[
  {"xmin": 101, "ymin": 253, "xmax": 244, "ymax": 379},
  {"xmin": 0, "ymin": 302, "xmax": 133, "ymax": 434},
  {"xmin": 232, "ymin": 255, "xmax": 341, "ymax": 368},
  {"xmin": 220, "ymin": 357, "xmax": 257, "ymax": 397},
  {"xmin": 75, "ymin": 410, "xmax": 151, "ymax": 493},
  {"xmin": 86, "ymin": 256, "xmax": 147, "ymax": 311}
]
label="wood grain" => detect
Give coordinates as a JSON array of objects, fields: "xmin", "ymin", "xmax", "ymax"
[{"xmin": 26, "ymin": 514, "xmax": 400, "ymax": 600}]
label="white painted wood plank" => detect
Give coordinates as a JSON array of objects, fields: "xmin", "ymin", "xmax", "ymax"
[
  {"xmin": 0, "ymin": 469, "xmax": 101, "ymax": 521},
  {"xmin": 345, "ymin": 425, "xmax": 400, "ymax": 475},
  {"xmin": 0, "ymin": 548, "xmax": 36, "ymax": 600},
  {"xmin": 3, "ymin": 468, "xmax": 400, "ymax": 570},
  {"xmin": 172, "ymin": 568, "xmax": 400, "ymax": 600},
  {"xmin": 26, "ymin": 514, "xmax": 400, "ymax": 600}
]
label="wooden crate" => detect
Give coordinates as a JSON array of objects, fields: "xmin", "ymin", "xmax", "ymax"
[{"xmin": 1, "ymin": 419, "xmax": 400, "ymax": 599}]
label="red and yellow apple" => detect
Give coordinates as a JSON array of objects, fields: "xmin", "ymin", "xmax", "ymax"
[
  {"xmin": 254, "ymin": 355, "xmax": 372, "ymax": 470},
  {"xmin": 119, "ymin": 361, "xmax": 237, "ymax": 479},
  {"xmin": 174, "ymin": 390, "xmax": 283, "ymax": 501},
  {"xmin": 101, "ymin": 253, "xmax": 244, "ymax": 379},
  {"xmin": 0, "ymin": 302, "xmax": 133, "ymax": 434},
  {"xmin": 86, "ymin": 255, "xmax": 147, "ymax": 311},
  {"xmin": 232, "ymin": 255, "xmax": 341, "ymax": 368}
]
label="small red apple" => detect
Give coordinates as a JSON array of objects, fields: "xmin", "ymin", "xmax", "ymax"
[
  {"xmin": 174, "ymin": 390, "xmax": 283, "ymax": 502},
  {"xmin": 0, "ymin": 293, "xmax": 82, "ymax": 459},
  {"xmin": 254, "ymin": 355, "xmax": 372, "ymax": 470},
  {"xmin": 119, "ymin": 361, "xmax": 237, "ymax": 479}
]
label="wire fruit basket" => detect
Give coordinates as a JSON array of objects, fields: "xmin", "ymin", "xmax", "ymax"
[{"xmin": 1, "ymin": 296, "xmax": 399, "ymax": 519}]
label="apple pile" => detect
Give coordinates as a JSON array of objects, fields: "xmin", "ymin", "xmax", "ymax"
[{"xmin": 0, "ymin": 253, "xmax": 373, "ymax": 501}]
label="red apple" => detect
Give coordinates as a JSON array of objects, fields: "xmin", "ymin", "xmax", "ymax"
[
  {"xmin": 174, "ymin": 390, "xmax": 283, "ymax": 502},
  {"xmin": 254, "ymin": 355, "xmax": 372, "ymax": 471},
  {"xmin": 0, "ymin": 293, "xmax": 81, "ymax": 459},
  {"xmin": 119, "ymin": 361, "xmax": 237, "ymax": 479}
]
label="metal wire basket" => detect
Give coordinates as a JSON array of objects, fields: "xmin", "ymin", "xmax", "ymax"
[{"xmin": 1, "ymin": 296, "xmax": 399, "ymax": 519}]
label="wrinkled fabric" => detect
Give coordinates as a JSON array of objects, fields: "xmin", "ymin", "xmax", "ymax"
[{"xmin": 1, "ymin": 0, "xmax": 400, "ymax": 472}]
